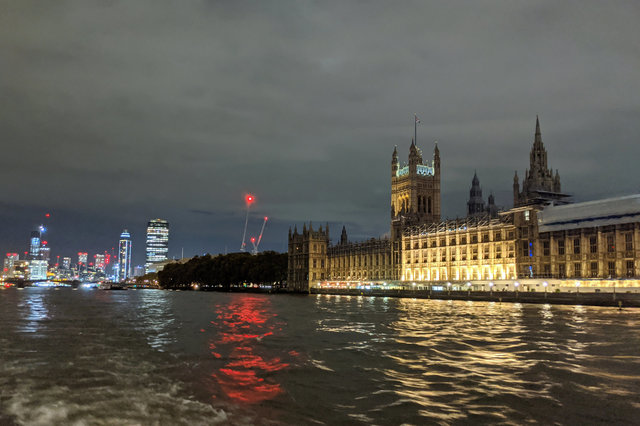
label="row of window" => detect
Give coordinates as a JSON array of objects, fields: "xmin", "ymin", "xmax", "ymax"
[
  {"xmin": 541, "ymin": 260, "xmax": 635, "ymax": 278},
  {"xmin": 408, "ymin": 245, "xmax": 516, "ymax": 263},
  {"xmin": 545, "ymin": 234, "xmax": 634, "ymax": 256},
  {"xmin": 405, "ymin": 230, "xmax": 515, "ymax": 250}
]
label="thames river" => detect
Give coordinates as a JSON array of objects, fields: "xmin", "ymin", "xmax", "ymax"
[{"xmin": 1, "ymin": 288, "xmax": 639, "ymax": 425}]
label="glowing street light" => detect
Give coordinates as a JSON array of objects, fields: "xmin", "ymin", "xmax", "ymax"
[
  {"xmin": 543, "ymin": 281, "xmax": 548, "ymax": 298},
  {"xmin": 575, "ymin": 281, "xmax": 581, "ymax": 295}
]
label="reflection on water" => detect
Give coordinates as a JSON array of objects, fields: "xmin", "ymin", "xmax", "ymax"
[
  {"xmin": 17, "ymin": 291, "xmax": 49, "ymax": 333},
  {"xmin": 1, "ymin": 289, "xmax": 640, "ymax": 424},
  {"xmin": 208, "ymin": 296, "xmax": 291, "ymax": 404}
]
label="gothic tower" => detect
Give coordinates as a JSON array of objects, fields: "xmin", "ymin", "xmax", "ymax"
[
  {"xmin": 467, "ymin": 171, "xmax": 485, "ymax": 216},
  {"xmin": 514, "ymin": 116, "xmax": 564, "ymax": 206},
  {"xmin": 390, "ymin": 140, "xmax": 441, "ymax": 278}
]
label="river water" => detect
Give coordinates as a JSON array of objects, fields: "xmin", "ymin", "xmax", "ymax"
[{"xmin": 0, "ymin": 288, "xmax": 639, "ymax": 425}]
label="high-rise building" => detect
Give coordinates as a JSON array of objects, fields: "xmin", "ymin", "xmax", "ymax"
[
  {"xmin": 29, "ymin": 230, "xmax": 41, "ymax": 260},
  {"xmin": 94, "ymin": 254, "xmax": 105, "ymax": 272},
  {"xmin": 145, "ymin": 219, "xmax": 169, "ymax": 273},
  {"xmin": 3, "ymin": 253, "xmax": 19, "ymax": 278},
  {"xmin": 118, "ymin": 229, "xmax": 132, "ymax": 282},
  {"xmin": 77, "ymin": 252, "xmax": 88, "ymax": 273},
  {"xmin": 62, "ymin": 257, "xmax": 71, "ymax": 270},
  {"xmin": 40, "ymin": 242, "xmax": 51, "ymax": 262}
]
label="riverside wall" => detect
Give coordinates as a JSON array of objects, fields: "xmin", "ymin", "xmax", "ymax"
[{"xmin": 311, "ymin": 288, "xmax": 640, "ymax": 307}]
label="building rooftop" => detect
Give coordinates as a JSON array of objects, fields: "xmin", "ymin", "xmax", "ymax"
[{"xmin": 538, "ymin": 194, "xmax": 640, "ymax": 232}]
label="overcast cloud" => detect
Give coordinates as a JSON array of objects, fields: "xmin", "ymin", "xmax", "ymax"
[{"xmin": 1, "ymin": 1, "xmax": 639, "ymax": 264}]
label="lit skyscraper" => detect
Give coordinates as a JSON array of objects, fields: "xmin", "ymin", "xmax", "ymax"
[
  {"xmin": 118, "ymin": 229, "xmax": 132, "ymax": 282},
  {"xmin": 145, "ymin": 219, "xmax": 169, "ymax": 273},
  {"xmin": 62, "ymin": 257, "xmax": 71, "ymax": 270},
  {"xmin": 94, "ymin": 254, "xmax": 105, "ymax": 272},
  {"xmin": 28, "ymin": 230, "xmax": 41, "ymax": 260}
]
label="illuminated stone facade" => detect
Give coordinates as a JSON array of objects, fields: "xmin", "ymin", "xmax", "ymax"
[
  {"xmin": 287, "ymin": 117, "xmax": 640, "ymax": 292},
  {"xmin": 327, "ymin": 228, "xmax": 392, "ymax": 281},
  {"xmin": 401, "ymin": 214, "xmax": 518, "ymax": 283}
]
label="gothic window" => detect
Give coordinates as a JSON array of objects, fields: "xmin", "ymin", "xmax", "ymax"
[
  {"xmin": 607, "ymin": 235, "xmax": 615, "ymax": 253},
  {"xmin": 589, "ymin": 236, "xmax": 597, "ymax": 253},
  {"xmin": 608, "ymin": 261, "xmax": 616, "ymax": 277},
  {"xmin": 590, "ymin": 262, "xmax": 598, "ymax": 277},
  {"xmin": 574, "ymin": 263, "xmax": 581, "ymax": 278},
  {"xmin": 626, "ymin": 260, "xmax": 634, "ymax": 277},
  {"xmin": 625, "ymin": 234, "xmax": 633, "ymax": 251},
  {"xmin": 558, "ymin": 239, "xmax": 565, "ymax": 255},
  {"xmin": 573, "ymin": 238, "xmax": 580, "ymax": 255},
  {"xmin": 558, "ymin": 263, "xmax": 566, "ymax": 278}
]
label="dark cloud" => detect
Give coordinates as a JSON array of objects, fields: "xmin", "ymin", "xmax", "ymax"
[{"xmin": 1, "ymin": 1, "xmax": 639, "ymax": 264}]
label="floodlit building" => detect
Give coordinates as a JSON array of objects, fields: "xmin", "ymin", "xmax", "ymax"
[
  {"xmin": 118, "ymin": 230, "xmax": 132, "ymax": 282},
  {"xmin": 145, "ymin": 219, "xmax": 169, "ymax": 273},
  {"xmin": 287, "ymin": 116, "xmax": 640, "ymax": 292}
]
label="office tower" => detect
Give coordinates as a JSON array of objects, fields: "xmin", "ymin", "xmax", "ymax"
[
  {"xmin": 133, "ymin": 265, "xmax": 145, "ymax": 277},
  {"xmin": 29, "ymin": 260, "xmax": 48, "ymax": 280},
  {"xmin": 145, "ymin": 219, "xmax": 169, "ymax": 273},
  {"xmin": 29, "ymin": 230, "xmax": 41, "ymax": 260},
  {"xmin": 78, "ymin": 252, "xmax": 88, "ymax": 273},
  {"xmin": 94, "ymin": 254, "xmax": 105, "ymax": 272},
  {"xmin": 40, "ymin": 243, "xmax": 51, "ymax": 262},
  {"xmin": 3, "ymin": 253, "xmax": 19, "ymax": 277},
  {"xmin": 62, "ymin": 257, "xmax": 71, "ymax": 270},
  {"xmin": 118, "ymin": 229, "xmax": 132, "ymax": 282}
]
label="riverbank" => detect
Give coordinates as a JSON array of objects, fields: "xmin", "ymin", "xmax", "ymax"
[{"xmin": 311, "ymin": 287, "xmax": 640, "ymax": 307}]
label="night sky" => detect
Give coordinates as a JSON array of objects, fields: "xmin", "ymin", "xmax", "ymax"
[{"xmin": 1, "ymin": 1, "xmax": 639, "ymax": 265}]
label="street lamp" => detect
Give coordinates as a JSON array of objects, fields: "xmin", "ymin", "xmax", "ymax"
[
  {"xmin": 467, "ymin": 281, "xmax": 472, "ymax": 296},
  {"xmin": 543, "ymin": 281, "xmax": 548, "ymax": 298},
  {"xmin": 489, "ymin": 282, "xmax": 494, "ymax": 296},
  {"xmin": 447, "ymin": 281, "xmax": 451, "ymax": 295},
  {"xmin": 514, "ymin": 281, "xmax": 520, "ymax": 295},
  {"xmin": 575, "ymin": 281, "xmax": 580, "ymax": 295}
]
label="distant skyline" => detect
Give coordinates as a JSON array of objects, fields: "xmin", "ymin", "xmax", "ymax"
[{"xmin": 1, "ymin": 1, "xmax": 639, "ymax": 264}]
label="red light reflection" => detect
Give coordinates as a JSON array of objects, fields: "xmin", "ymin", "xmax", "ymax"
[{"xmin": 208, "ymin": 296, "xmax": 295, "ymax": 404}]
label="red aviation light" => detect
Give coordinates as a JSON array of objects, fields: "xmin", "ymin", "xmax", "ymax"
[
  {"xmin": 250, "ymin": 237, "xmax": 256, "ymax": 243},
  {"xmin": 245, "ymin": 194, "xmax": 255, "ymax": 206},
  {"xmin": 45, "ymin": 213, "xmax": 50, "ymax": 218},
  {"xmin": 264, "ymin": 216, "xmax": 268, "ymax": 221},
  {"xmin": 42, "ymin": 241, "xmax": 48, "ymax": 246}
]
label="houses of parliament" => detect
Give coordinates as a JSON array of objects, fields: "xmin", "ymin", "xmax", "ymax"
[{"xmin": 287, "ymin": 117, "xmax": 640, "ymax": 292}]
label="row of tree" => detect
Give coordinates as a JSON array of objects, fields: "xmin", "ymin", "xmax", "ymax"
[{"xmin": 157, "ymin": 251, "xmax": 287, "ymax": 290}]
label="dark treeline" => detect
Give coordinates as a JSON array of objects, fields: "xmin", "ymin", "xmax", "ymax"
[{"xmin": 157, "ymin": 251, "xmax": 287, "ymax": 290}]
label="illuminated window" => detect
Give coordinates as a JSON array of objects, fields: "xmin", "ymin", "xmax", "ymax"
[
  {"xmin": 607, "ymin": 235, "xmax": 615, "ymax": 253},
  {"xmin": 524, "ymin": 210, "xmax": 530, "ymax": 221}
]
